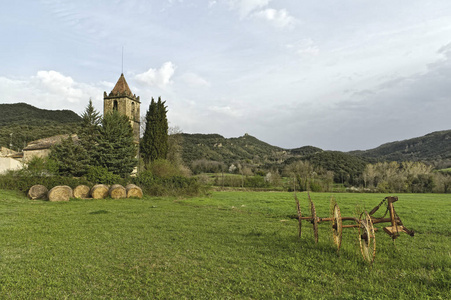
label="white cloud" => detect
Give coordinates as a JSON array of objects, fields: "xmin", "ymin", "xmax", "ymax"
[
  {"xmin": 226, "ymin": 0, "xmax": 296, "ymax": 28},
  {"xmin": 287, "ymin": 39, "xmax": 320, "ymax": 56},
  {"xmin": 181, "ymin": 72, "xmax": 210, "ymax": 87},
  {"xmin": 253, "ymin": 8, "xmax": 295, "ymax": 28},
  {"xmin": 33, "ymin": 70, "xmax": 83, "ymax": 103},
  {"xmin": 208, "ymin": 0, "xmax": 217, "ymax": 8},
  {"xmin": 0, "ymin": 71, "xmax": 104, "ymax": 114},
  {"xmin": 208, "ymin": 105, "xmax": 243, "ymax": 118},
  {"xmin": 134, "ymin": 62, "xmax": 176, "ymax": 89},
  {"xmin": 228, "ymin": 0, "xmax": 271, "ymax": 18}
]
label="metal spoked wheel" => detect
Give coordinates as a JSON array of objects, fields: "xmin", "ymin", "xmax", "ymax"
[
  {"xmin": 295, "ymin": 194, "xmax": 302, "ymax": 238},
  {"xmin": 359, "ymin": 211, "xmax": 376, "ymax": 264},
  {"xmin": 310, "ymin": 200, "xmax": 319, "ymax": 243},
  {"xmin": 332, "ymin": 204, "xmax": 343, "ymax": 252}
]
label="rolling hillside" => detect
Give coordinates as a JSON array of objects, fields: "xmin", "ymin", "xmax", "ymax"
[
  {"xmin": 351, "ymin": 130, "xmax": 451, "ymax": 166},
  {"xmin": 0, "ymin": 103, "xmax": 82, "ymax": 151},
  {"xmin": 180, "ymin": 133, "xmax": 289, "ymax": 166},
  {"xmin": 0, "ymin": 103, "xmax": 81, "ymax": 126}
]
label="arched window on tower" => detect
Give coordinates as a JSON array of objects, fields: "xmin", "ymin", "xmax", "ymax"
[
  {"xmin": 131, "ymin": 102, "xmax": 135, "ymax": 119},
  {"xmin": 113, "ymin": 100, "xmax": 118, "ymax": 111}
]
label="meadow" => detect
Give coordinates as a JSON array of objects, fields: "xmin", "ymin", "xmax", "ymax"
[{"xmin": 0, "ymin": 189, "xmax": 449, "ymax": 299}]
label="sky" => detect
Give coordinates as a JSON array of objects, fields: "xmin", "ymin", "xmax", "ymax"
[{"xmin": 1, "ymin": 0, "xmax": 451, "ymax": 151}]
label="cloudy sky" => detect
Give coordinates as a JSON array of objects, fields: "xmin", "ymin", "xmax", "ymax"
[{"xmin": 1, "ymin": 0, "xmax": 451, "ymax": 151}]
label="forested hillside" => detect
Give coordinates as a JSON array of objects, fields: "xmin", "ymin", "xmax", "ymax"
[
  {"xmin": 351, "ymin": 130, "xmax": 451, "ymax": 168},
  {"xmin": 0, "ymin": 103, "xmax": 82, "ymax": 151},
  {"xmin": 180, "ymin": 133, "xmax": 289, "ymax": 167},
  {"xmin": 180, "ymin": 133, "xmax": 368, "ymax": 184},
  {"xmin": 0, "ymin": 103, "xmax": 81, "ymax": 126}
]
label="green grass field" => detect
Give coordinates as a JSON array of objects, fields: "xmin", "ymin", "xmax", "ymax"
[{"xmin": 0, "ymin": 190, "xmax": 450, "ymax": 299}]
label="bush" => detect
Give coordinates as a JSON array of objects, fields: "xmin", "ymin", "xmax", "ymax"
[
  {"xmin": 190, "ymin": 159, "xmax": 225, "ymax": 174},
  {"xmin": 146, "ymin": 159, "xmax": 181, "ymax": 178},
  {"xmin": 0, "ymin": 170, "xmax": 91, "ymax": 195},
  {"xmin": 133, "ymin": 170, "xmax": 203, "ymax": 197},
  {"xmin": 85, "ymin": 166, "xmax": 123, "ymax": 185},
  {"xmin": 244, "ymin": 175, "xmax": 269, "ymax": 188},
  {"xmin": 21, "ymin": 156, "xmax": 58, "ymax": 176}
]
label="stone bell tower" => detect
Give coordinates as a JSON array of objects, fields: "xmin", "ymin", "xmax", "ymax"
[{"xmin": 103, "ymin": 73, "xmax": 140, "ymax": 143}]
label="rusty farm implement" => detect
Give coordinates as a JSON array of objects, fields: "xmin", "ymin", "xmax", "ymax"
[{"xmin": 294, "ymin": 193, "xmax": 415, "ymax": 263}]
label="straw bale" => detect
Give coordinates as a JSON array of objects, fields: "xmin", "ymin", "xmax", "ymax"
[
  {"xmin": 48, "ymin": 185, "xmax": 73, "ymax": 202},
  {"xmin": 73, "ymin": 185, "xmax": 91, "ymax": 199},
  {"xmin": 28, "ymin": 184, "xmax": 48, "ymax": 200},
  {"xmin": 126, "ymin": 184, "xmax": 143, "ymax": 198},
  {"xmin": 90, "ymin": 184, "xmax": 109, "ymax": 199},
  {"xmin": 109, "ymin": 184, "xmax": 126, "ymax": 199}
]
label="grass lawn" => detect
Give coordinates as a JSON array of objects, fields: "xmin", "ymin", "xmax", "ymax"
[{"xmin": 0, "ymin": 189, "xmax": 450, "ymax": 299}]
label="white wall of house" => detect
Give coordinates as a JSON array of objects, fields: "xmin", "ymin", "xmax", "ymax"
[
  {"xmin": 0, "ymin": 157, "xmax": 23, "ymax": 174},
  {"xmin": 23, "ymin": 149, "xmax": 51, "ymax": 161}
]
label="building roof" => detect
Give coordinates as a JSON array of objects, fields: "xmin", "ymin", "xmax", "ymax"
[
  {"xmin": 108, "ymin": 73, "xmax": 134, "ymax": 97},
  {"xmin": 1, "ymin": 146, "xmax": 18, "ymax": 157},
  {"xmin": 23, "ymin": 134, "xmax": 78, "ymax": 151}
]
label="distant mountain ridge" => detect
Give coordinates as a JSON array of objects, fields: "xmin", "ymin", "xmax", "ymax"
[
  {"xmin": 0, "ymin": 103, "xmax": 81, "ymax": 126},
  {"xmin": 0, "ymin": 103, "xmax": 82, "ymax": 150},
  {"xmin": 180, "ymin": 130, "xmax": 451, "ymax": 171},
  {"xmin": 350, "ymin": 130, "xmax": 451, "ymax": 164},
  {"xmin": 180, "ymin": 133, "xmax": 287, "ymax": 166}
]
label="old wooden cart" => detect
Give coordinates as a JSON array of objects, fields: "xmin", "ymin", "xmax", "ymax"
[{"xmin": 295, "ymin": 193, "xmax": 415, "ymax": 263}]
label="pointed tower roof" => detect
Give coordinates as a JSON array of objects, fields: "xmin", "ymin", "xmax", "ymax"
[{"xmin": 108, "ymin": 73, "xmax": 133, "ymax": 97}]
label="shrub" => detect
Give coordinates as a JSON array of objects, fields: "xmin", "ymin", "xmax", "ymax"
[
  {"xmin": 190, "ymin": 159, "xmax": 225, "ymax": 174},
  {"xmin": 85, "ymin": 166, "xmax": 122, "ymax": 185},
  {"xmin": 133, "ymin": 171, "xmax": 203, "ymax": 197},
  {"xmin": 0, "ymin": 170, "xmax": 91, "ymax": 195},
  {"xmin": 146, "ymin": 159, "xmax": 180, "ymax": 178},
  {"xmin": 244, "ymin": 175, "xmax": 269, "ymax": 188},
  {"xmin": 21, "ymin": 156, "xmax": 58, "ymax": 176}
]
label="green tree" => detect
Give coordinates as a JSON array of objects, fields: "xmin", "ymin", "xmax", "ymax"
[
  {"xmin": 79, "ymin": 99, "xmax": 101, "ymax": 167},
  {"xmin": 80, "ymin": 99, "xmax": 101, "ymax": 129},
  {"xmin": 141, "ymin": 97, "xmax": 168, "ymax": 165},
  {"xmin": 49, "ymin": 136, "xmax": 89, "ymax": 177},
  {"xmin": 92, "ymin": 110, "xmax": 137, "ymax": 177}
]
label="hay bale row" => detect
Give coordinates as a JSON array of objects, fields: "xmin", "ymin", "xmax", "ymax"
[{"xmin": 28, "ymin": 183, "xmax": 143, "ymax": 201}]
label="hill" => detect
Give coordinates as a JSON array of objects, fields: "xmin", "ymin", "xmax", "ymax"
[
  {"xmin": 180, "ymin": 130, "xmax": 451, "ymax": 182},
  {"xmin": 0, "ymin": 103, "xmax": 81, "ymax": 126},
  {"xmin": 180, "ymin": 133, "xmax": 289, "ymax": 167},
  {"xmin": 0, "ymin": 103, "xmax": 82, "ymax": 151},
  {"xmin": 180, "ymin": 133, "xmax": 367, "ymax": 183},
  {"xmin": 351, "ymin": 130, "xmax": 451, "ymax": 167}
]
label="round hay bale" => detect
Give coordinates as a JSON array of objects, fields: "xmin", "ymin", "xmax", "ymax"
[
  {"xmin": 90, "ymin": 184, "xmax": 109, "ymax": 199},
  {"xmin": 109, "ymin": 184, "xmax": 126, "ymax": 199},
  {"xmin": 48, "ymin": 185, "xmax": 73, "ymax": 202},
  {"xmin": 73, "ymin": 185, "xmax": 91, "ymax": 199},
  {"xmin": 28, "ymin": 184, "xmax": 48, "ymax": 200},
  {"xmin": 126, "ymin": 184, "xmax": 143, "ymax": 198}
]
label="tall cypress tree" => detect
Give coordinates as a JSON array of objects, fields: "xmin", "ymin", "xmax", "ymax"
[{"xmin": 141, "ymin": 97, "xmax": 168, "ymax": 165}]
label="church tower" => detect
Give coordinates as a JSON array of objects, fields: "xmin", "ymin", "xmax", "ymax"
[{"xmin": 103, "ymin": 74, "xmax": 140, "ymax": 143}]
